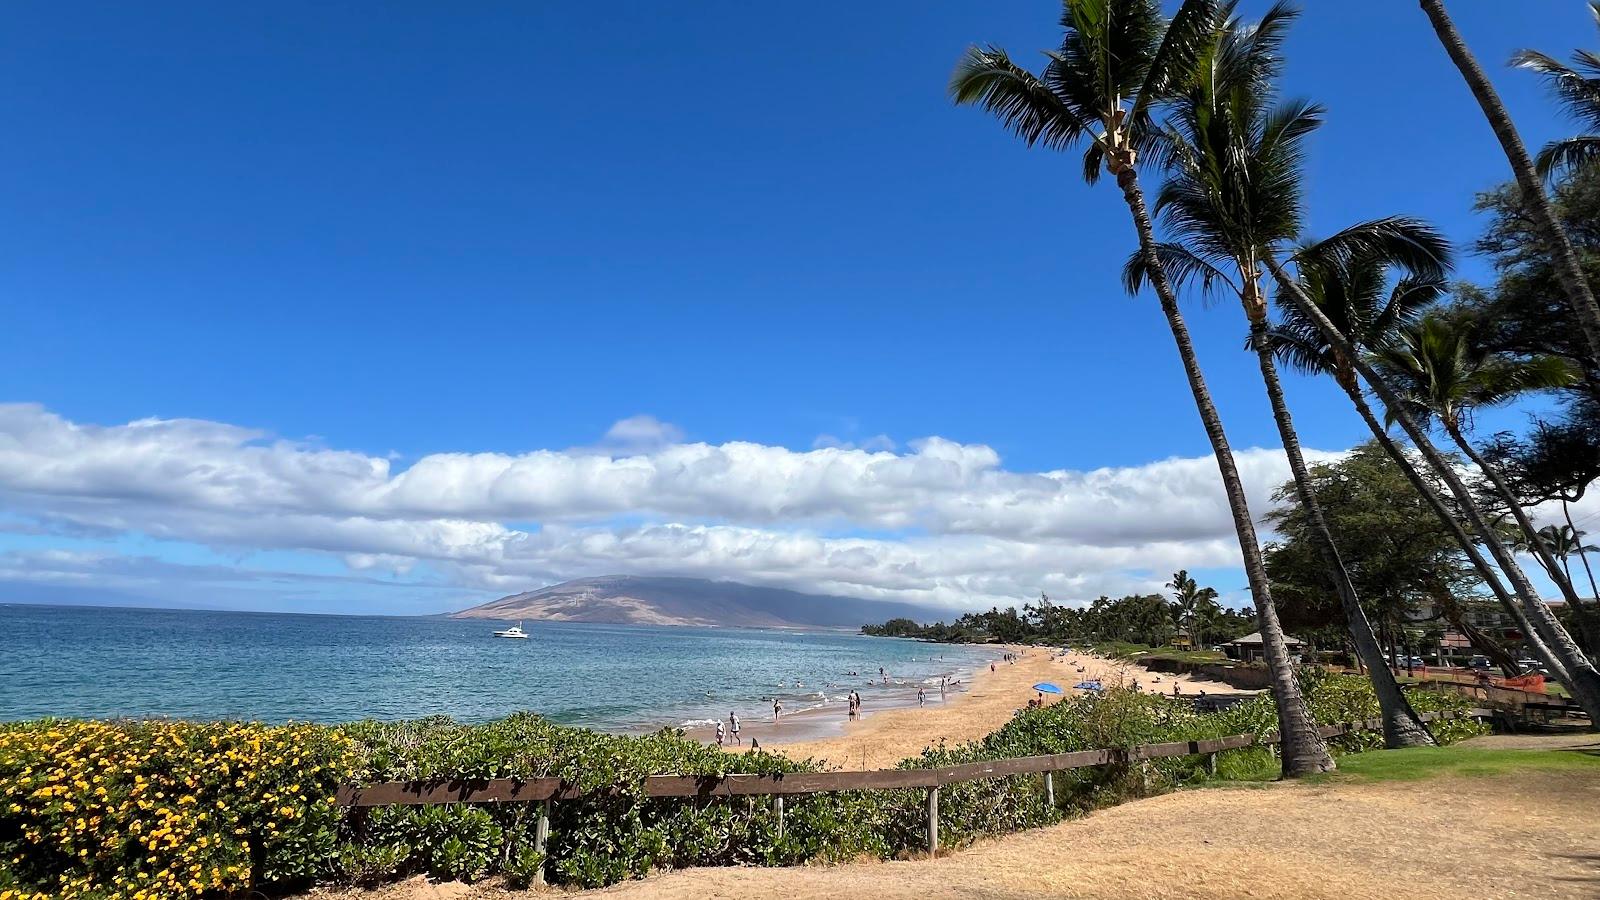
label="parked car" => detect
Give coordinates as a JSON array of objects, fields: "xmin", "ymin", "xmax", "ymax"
[{"xmin": 1468, "ymin": 655, "xmax": 1493, "ymax": 670}]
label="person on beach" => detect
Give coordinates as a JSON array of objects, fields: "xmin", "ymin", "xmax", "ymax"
[
  {"xmin": 773, "ymin": 698, "xmax": 782, "ymax": 723},
  {"xmin": 940, "ymin": 676, "xmax": 947, "ymax": 699},
  {"xmin": 918, "ymin": 686, "xmax": 926, "ymax": 707},
  {"xmin": 715, "ymin": 721, "xmax": 725, "ymax": 747},
  {"xmin": 990, "ymin": 662, "xmax": 996, "ymax": 673},
  {"xmin": 729, "ymin": 712, "xmax": 741, "ymax": 745}
]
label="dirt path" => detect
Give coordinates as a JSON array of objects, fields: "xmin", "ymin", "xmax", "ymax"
[{"xmin": 588, "ymin": 769, "xmax": 1600, "ymax": 899}]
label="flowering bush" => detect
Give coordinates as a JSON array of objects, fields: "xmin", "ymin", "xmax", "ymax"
[{"xmin": 0, "ymin": 720, "xmax": 353, "ymax": 900}]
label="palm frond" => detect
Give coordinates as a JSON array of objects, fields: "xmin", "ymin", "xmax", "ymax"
[
  {"xmin": 1262, "ymin": 320, "xmax": 1336, "ymax": 376},
  {"xmin": 1535, "ymin": 134, "xmax": 1600, "ymax": 180},
  {"xmin": 950, "ymin": 46, "xmax": 1087, "ymax": 151},
  {"xmin": 1132, "ymin": 0, "xmax": 1225, "ymax": 120},
  {"xmin": 1291, "ymin": 217, "xmax": 1452, "ymax": 283},
  {"xmin": 1122, "ymin": 242, "xmax": 1237, "ymax": 299}
]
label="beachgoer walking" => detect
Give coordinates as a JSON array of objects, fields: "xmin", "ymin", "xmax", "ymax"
[
  {"xmin": 940, "ymin": 676, "xmax": 947, "ymax": 699},
  {"xmin": 773, "ymin": 698, "xmax": 782, "ymax": 723},
  {"xmin": 715, "ymin": 721, "xmax": 725, "ymax": 747},
  {"xmin": 729, "ymin": 712, "xmax": 741, "ymax": 745},
  {"xmin": 918, "ymin": 687, "xmax": 926, "ymax": 707},
  {"xmin": 990, "ymin": 662, "xmax": 996, "ymax": 673}
]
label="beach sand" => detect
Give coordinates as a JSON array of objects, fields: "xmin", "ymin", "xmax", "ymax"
[{"xmin": 732, "ymin": 646, "xmax": 1252, "ymax": 770}]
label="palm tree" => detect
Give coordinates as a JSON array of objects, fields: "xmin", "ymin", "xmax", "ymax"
[
  {"xmin": 1538, "ymin": 524, "xmax": 1600, "ymax": 595},
  {"xmin": 1512, "ymin": 2, "xmax": 1600, "ymax": 181},
  {"xmin": 1126, "ymin": 5, "xmax": 1433, "ymax": 745},
  {"xmin": 1265, "ymin": 242, "xmax": 1600, "ymax": 719},
  {"xmin": 1128, "ymin": 2, "xmax": 1434, "ymax": 747},
  {"xmin": 1417, "ymin": 0, "xmax": 1600, "ymax": 369},
  {"xmin": 1166, "ymin": 569, "xmax": 1219, "ymax": 649},
  {"xmin": 1371, "ymin": 311, "xmax": 1585, "ymax": 614},
  {"xmin": 1268, "ymin": 242, "xmax": 1574, "ymax": 686},
  {"xmin": 951, "ymin": 0, "xmax": 1333, "ymax": 775}
]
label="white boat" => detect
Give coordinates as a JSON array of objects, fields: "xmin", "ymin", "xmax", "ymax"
[{"xmin": 493, "ymin": 622, "xmax": 530, "ymax": 639}]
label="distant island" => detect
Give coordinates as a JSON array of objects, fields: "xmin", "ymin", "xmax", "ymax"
[{"xmin": 451, "ymin": 574, "xmax": 943, "ymax": 629}]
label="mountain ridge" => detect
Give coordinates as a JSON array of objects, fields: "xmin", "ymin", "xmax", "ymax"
[{"xmin": 450, "ymin": 575, "xmax": 942, "ymax": 629}]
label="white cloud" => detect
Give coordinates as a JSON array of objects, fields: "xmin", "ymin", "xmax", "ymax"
[
  {"xmin": 0, "ymin": 403, "xmax": 1356, "ymax": 611},
  {"xmin": 598, "ymin": 414, "xmax": 685, "ymax": 452}
]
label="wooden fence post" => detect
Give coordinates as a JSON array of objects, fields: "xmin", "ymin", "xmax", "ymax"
[
  {"xmin": 774, "ymin": 796, "xmax": 785, "ymax": 839},
  {"xmin": 1044, "ymin": 771, "xmax": 1054, "ymax": 809},
  {"xmin": 1204, "ymin": 751, "xmax": 1218, "ymax": 776},
  {"xmin": 533, "ymin": 799, "xmax": 551, "ymax": 885},
  {"xmin": 926, "ymin": 786, "xmax": 940, "ymax": 855}
]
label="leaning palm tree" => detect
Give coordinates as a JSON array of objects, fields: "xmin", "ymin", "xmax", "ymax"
[
  {"xmin": 1513, "ymin": 2, "xmax": 1600, "ymax": 181},
  {"xmin": 951, "ymin": 0, "xmax": 1333, "ymax": 774},
  {"xmin": 1371, "ymin": 311, "xmax": 1586, "ymax": 613},
  {"xmin": 1417, "ymin": 0, "xmax": 1600, "ymax": 367},
  {"xmin": 1267, "ymin": 249, "xmax": 1570, "ymax": 685},
  {"xmin": 1127, "ymin": 2, "xmax": 1432, "ymax": 746},
  {"xmin": 1265, "ymin": 239, "xmax": 1600, "ymax": 718}
]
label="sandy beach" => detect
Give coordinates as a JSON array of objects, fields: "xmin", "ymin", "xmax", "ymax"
[{"xmin": 728, "ymin": 646, "xmax": 1251, "ymax": 769}]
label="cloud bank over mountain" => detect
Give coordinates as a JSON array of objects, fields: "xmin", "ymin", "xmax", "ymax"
[{"xmin": 0, "ymin": 403, "xmax": 1348, "ymax": 612}]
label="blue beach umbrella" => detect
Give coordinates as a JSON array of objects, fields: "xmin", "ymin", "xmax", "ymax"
[{"xmin": 1032, "ymin": 682, "xmax": 1063, "ymax": 694}]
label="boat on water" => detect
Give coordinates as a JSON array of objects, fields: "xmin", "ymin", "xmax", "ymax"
[{"xmin": 493, "ymin": 622, "xmax": 530, "ymax": 639}]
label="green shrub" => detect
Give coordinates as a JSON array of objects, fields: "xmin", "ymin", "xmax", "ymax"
[{"xmin": 0, "ymin": 674, "xmax": 1489, "ymax": 897}]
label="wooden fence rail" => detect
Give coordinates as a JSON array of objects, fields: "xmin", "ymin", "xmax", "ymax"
[
  {"xmin": 335, "ymin": 707, "xmax": 1491, "ymax": 881},
  {"xmin": 334, "ymin": 708, "xmax": 1485, "ymax": 808}
]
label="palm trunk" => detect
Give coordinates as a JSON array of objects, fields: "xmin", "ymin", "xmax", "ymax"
[
  {"xmin": 1247, "ymin": 314, "xmax": 1434, "ymax": 747},
  {"xmin": 1445, "ymin": 424, "xmax": 1587, "ymax": 611},
  {"xmin": 1418, "ymin": 0, "xmax": 1600, "ymax": 364},
  {"xmin": 1119, "ymin": 167, "xmax": 1333, "ymax": 776},
  {"xmin": 1564, "ymin": 501, "xmax": 1600, "ymax": 602},
  {"xmin": 1561, "ymin": 500, "xmax": 1600, "ymax": 656},
  {"xmin": 1343, "ymin": 385, "xmax": 1570, "ymax": 682},
  {"xmin": 1446, "ymin": 424, "xmax": 1600, "ymax": 664},
  {"xmin": 1267, "ymin": 257, "xmax": 1600, "ymax": 721}
]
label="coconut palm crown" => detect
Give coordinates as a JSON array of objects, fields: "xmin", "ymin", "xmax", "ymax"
[
  {"xmin": 1267, "ymin": 226, "xmax": 1451, "ymax": 390},
  {"xmin": 949, "ymin": 0, "xmax": 1221, "ymax": 184},
  {"xmin": 1513, "ymin": 2, "xmax": 1600, "ymax": 180},
  {"xmin": 1371, "ymin": 311, "xmax": 1581, "ymax": 436}
]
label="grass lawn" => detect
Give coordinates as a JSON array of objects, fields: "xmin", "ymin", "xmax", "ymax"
[
  {"xmin": 1308, "ymin": 743, "xmax": 1600, "ymax": 784},
  {"xmin": 1137, "ymin": 648, "xmax": 1228, "ymax": 665}
]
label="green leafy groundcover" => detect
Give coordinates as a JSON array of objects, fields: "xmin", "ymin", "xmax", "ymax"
[{"xmin": 0, "ymin": 675, "xmax": 1484, "ymax": 897}]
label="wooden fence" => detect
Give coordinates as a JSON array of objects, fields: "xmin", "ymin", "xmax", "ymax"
[{"xmin": 336, "ymin": 708, "xmax": 1490, "ymax": 882}]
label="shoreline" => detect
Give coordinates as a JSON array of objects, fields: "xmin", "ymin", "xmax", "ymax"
[{"xmin": 707, "ymin": 645, "xmax": 1256, "ymax": 769}]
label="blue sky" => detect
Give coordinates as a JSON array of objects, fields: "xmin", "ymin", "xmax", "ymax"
[{"xmin": 0, "ymin": 1, "xmax": 1590, "ymax": 615}]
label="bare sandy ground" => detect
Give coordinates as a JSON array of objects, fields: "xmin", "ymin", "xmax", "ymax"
[
  {"xmin": 758, "ymin": 646, "xmax": 1249, "ymax": 769},
  {"xmin": 311, "ymin": 750, "xmax": 1600, "ymax": 900}
]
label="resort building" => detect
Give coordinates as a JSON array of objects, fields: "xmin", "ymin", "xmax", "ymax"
[{"xmin": 1221, "ymin": 631, "xmax": 1306, "ymax": 663}]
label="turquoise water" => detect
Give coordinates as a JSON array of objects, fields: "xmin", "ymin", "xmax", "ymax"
[{"xmin": 0, "ymin": 604, "xmax": 994, "ymax": 732}]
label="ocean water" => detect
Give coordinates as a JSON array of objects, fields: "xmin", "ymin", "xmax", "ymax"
[{"xmin": 0, "ymin": 604, "xmax": 995, "ymax": 732}]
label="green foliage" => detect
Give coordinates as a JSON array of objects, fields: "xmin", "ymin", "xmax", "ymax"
[
  {"xmin": 862, "ymin": 588, "xmax": 1256, "ymax": 649},
  {"xmin": 0, "ymin": 676, "xmax": 1487, "ymax": 896}
]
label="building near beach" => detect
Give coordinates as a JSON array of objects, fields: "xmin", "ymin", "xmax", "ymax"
[{"xmin": 1222, "ymin": 631, "xmax": 1306, "ymax": 663}]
